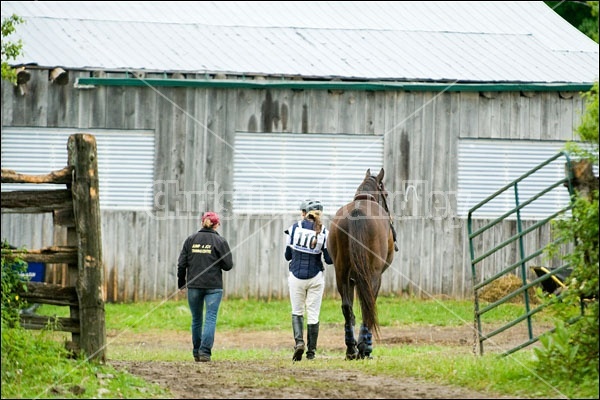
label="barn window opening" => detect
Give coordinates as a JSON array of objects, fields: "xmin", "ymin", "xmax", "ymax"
[
  {"xmin": 233, "ymin": 132, "xmax": 384, "ymax": 214},
  {"xmin": 457, "ymin": 139, "xmax": 598, "ymax": 219},
  {"xmin": 1, "ymin": 128, "xmax": 155, "ymax": 210}
]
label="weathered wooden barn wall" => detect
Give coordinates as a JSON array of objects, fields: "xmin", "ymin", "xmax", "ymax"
[{"xmin": 1, "ymin": 69, "xmax": 585, "ymax": 302}]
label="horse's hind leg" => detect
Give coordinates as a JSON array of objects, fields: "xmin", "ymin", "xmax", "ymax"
[
  {"xmin": 357, "ymin": 323, "xmax": 373, "ymax": 359},
  {"xmin": 342, "ymin": 304, "xmax": 358, "ymax": 360}
]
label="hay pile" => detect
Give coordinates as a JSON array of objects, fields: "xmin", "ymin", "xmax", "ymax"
[{"xmin": 478, "ymin": 274, "xmax": 539, "ymax": 304}]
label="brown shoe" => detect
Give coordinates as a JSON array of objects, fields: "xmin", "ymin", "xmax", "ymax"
[{"xmin": 195, "ymin": 355, "xmax": 211, "ymax": 362}]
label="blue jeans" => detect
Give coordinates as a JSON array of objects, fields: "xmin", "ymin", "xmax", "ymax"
[{"xmin": 187, "ymin": 288, "xmax": 223, "ymax": 358}]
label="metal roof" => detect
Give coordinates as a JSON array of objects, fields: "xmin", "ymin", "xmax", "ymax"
[{"xmin": 2, "ymin": 1, "xmax": 598, "ymax": 83}]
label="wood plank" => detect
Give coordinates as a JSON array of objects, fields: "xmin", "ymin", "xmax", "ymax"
[
  {"xmin": 17, "ymin": 282, "xmax": 78, "ymax": 305},
  {"xmin": 1, "ymin": 166, "xmax": 72, "ymax": 184},
  {"xmin": 1, "ymin": 246, "xmax": 77, "ymax": 264},
  {"xmin": 1, "ymin": 189, "xmax": 73, "ymax": 212},
  {"xmin": 68, "ymin": 133, "xmax": 106, "ymax": 362},
  {"xmin": 20, "ymin": 314, "xmax": 80, "ymax": 333}
]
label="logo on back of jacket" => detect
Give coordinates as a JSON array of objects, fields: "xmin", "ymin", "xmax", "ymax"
[
  {"xmin": 192, "ymin": 244, "xmax": 212, "ymax": 254},
  {"xmin": 291, "ymin": 226, "xmax": 326, "ymax": 255}
]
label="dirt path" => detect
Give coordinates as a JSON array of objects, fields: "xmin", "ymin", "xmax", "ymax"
[{"xmin": 108, "ymin": 324, "xmax": 544, "ymax": 399}]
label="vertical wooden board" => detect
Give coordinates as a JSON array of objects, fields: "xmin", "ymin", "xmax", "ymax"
[
  {"xmin": 171, "ymin": 88, "xmax": 188, "ymax": 196},
  {"xmin": 287, "ymin": 89, "xmax": 306, "ymax": 134},
  {"xmin": 324, "ymin": 90, "xmax": 341, "ymax": 134},
  {"xmin": 384, "ymin": 92, "xmax": 400, "ymax": 215},
  {"xmin": 440, "ymin": 219, "xmax": 457, "ymax": 297},
  {"xmin": 234, "ymin": 88, "xmax": 257, "ymax": 133},
  {"xmin": 364, "ymin": 91, "xmax": 379, "ymax": 135},
  {"xmin": 423, "ymin": 218, "xmax": 435, "ymax": 296},
  {"xmin": 134, "ymin": 212, "xmax": 149, "ymax": 301},
  {"xmin": 353, "ymin": 90, "xmax": 368, "ymax": 134},
  {"xmin": 248, "ymin": 219, "xmax": 262, "ymax": 300},
  {"xmin": 204, "ymin": 88, "xmax": 226, "ymax": 209},
  {"xmin": 182, "ymin": 89, "xmax": 199, "ymax": 212},
  {"xmin": 493, "ymin": 92, "xmax": 510, "ymax": 139},
  {"xmin": 90, "ymin": 77, "xmax": 107, "ymax": 128},
  {"xmin": 231, "ymin": 214, "xmax": 252, "ymax": 299},
  {"xmin": 11, "ymin": 74, "xmax": 27, "ymax": 126},
  {"xmin": 459, "ymin": 92, "xmax": 479, "ymax": 138},
  {"xmin": 477, "ymin": 95, "xmax": 492, "ymax": 138},
  {"xmin": 453, "ymin": 220, "xmax": 468, "ymax": 299},
  {"xmin": 59, "ymin": 82, "xmax": 78, "ymax": 128},
  {"xmin": 136, "ymin": 85, "xmax": 157, "ymax": 130},
  {"xmin": 1, "ymin": 79, "xmax": 14, "ymax": 125},
  {"xmin": 518, "ymin": 94, "xmax": 531, "ymax": 139},
  {"xmin": 154, "ymin": 217, "xmax": 169, "ymax": 300},
  {"xmin": 339, "ymin": 90, "xmax": 359, "ymax": 134},
  {"xmin": 147, "ymin": 214, "xmax": 162, "ymax": 300},
  {"xmin": 154, "ymin": 87, "xmax": 174, "ymax": 200},
  {"xmin": 420, "ymin": 92, "xmax": 435, "ymax": 219},
  {"xmin": 559, "ymin": 96, "xmax": 575, "ymax": 141},
  {"xmin": 433, "ymin": 93, "xmax": 450, "ymax": 190},
  {"xmin": 26, "ymin": 70, "xmax": 48, "ymax": 126},
  {"xmin": 306, "ymin": 89, "xmax": 326, "ymax": 134},
  {"xmin": 507, "ymin": 92, "xmax": 520, "ymax": 139},
  {"xmin": 221, "ymin": 89, "xmax": 236, "ymax": 214},
  {"xmin": 529, "ymin": 94, "xmax": 542, "ymax": 140},
  {"xmin": 540, "ymin": 93, "xmax": 560, "ymax": 140},
  {"xmin": 116, "ymin": 211, "xmax": 131, "ymax": 302},
  {"xmin": 572, "ymin": 93, "xmax": 585, "ymax": 134},
  {"xmin": 405, "ymin": 92, "xmax": 422, "ymax": 217},
  {"xmin": 188, "ymin": 88, "xmax": 208, "ymax": 202},
  {"xmin": 105, "ymin": 85, "xmax": 125, "ymax": 129},
  {"xmin": 123, "ymin": 85, "xmax": 139, "ymax": 130}
]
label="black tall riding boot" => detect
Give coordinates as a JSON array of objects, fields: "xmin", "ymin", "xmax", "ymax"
[
  {"xmin": 292, "ymin": 315, "xmax": 305, "ymax": 361},
  {"xmin": 306, "ymin": 322, "xmax": 319, "ymax": 360}
]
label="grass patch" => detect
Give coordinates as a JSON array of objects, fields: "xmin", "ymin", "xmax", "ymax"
[{"xmin": 5, "ymin": 296, "xmax": 596, "ymax": 399}]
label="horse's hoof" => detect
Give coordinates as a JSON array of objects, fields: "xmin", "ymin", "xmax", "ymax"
[{"xmin": 345, "ymin": 347, "xmax": 358, "ymax": 360}]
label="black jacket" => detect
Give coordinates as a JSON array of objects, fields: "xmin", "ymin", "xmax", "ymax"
[{"xmin": 177, "ymin": 228, "xmax": 234, "ymax": 289}]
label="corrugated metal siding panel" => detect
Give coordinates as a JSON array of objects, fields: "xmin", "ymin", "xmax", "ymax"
[
  {"xmin": 1, "ymin": 128, "xmax": 155, "ymax": 210},
  {"xmin": 2, "ymin": 1, "xmax": 597, "ymax": 83},
  {"xmin": 457, "ymin": 140, "xmax": 585, "ymax": 219},
  {"xmin": 233, "ymin": 133, "xmax": 383, "ymax": 214}
]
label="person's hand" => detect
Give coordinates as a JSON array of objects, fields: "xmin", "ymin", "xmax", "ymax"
[{"xmin": 178, "ymin": 278, "xmax": 186, "ymax": 290}]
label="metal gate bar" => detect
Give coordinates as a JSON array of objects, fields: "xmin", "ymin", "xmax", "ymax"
[{"xmin": 468, "ymin": 151, "xmax": 575, "ymax": 356}]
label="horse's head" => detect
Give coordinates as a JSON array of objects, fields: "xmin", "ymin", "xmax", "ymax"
[{"xmin": 355, "ymin": 168, "xmax": 390, "ymax": 214}]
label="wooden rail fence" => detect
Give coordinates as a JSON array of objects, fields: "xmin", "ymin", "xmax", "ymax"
[{"xmin": 1, "ymin": 134, "xmax": 106, "ymax": 362}]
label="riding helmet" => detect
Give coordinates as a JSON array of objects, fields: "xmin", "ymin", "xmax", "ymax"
[{"xmin": 305, "ymin": 200, "xmax": 323, "ymax": 212}]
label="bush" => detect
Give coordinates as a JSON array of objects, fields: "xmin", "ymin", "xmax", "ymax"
[
  {"xmin": 535, "ymin": 82, "xmax": 599, "ymax": 384},
  {"xmin": 1, "ymin": 239, "xmax": 29, "ymax": 327}
]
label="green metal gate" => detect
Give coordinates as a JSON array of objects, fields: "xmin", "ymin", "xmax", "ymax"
[{"xmin": 467, "ymin": 151, "xmax": 575, "ymax": 356}]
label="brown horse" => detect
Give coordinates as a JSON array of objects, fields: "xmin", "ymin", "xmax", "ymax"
[{"xmin": 327, "ymin": 167, "xmax": 395, "ymax": 359}]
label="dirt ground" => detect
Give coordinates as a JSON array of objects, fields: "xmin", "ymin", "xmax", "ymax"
[{"xmin": 108, "ymin": 322, "xmax": 547, "ymax": 399}]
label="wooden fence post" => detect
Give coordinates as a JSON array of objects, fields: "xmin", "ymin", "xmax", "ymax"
[{"xmin": 68, "ymin": 134, "xmax": 106, "ymax": 362}]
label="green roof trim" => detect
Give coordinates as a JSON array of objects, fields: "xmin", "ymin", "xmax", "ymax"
[{"xmin": 75, "ymin": 77, "xmax": 594, "ymax": 92}]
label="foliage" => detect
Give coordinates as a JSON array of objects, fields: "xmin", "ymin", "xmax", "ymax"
[
  {"xmin": 536, "ymin": 81, "xmax": 599, "ymax": 386},
  {"xmin": 1, "ymin": 325, "xmax": 170, "ymax": 399},
  {"xmin": 1, "ymin": 239, "xmax": 29, "ymax": 327},
  {"xmin": 1, "ymin": 14, "xmax": 24, "ymax": 83},
  {"xmin": 545, "ymin": 0, "xmax": 599, "ymax": 43}
]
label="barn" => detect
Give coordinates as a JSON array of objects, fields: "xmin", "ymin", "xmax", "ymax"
[{"xmin": 1, "ymin": 1, "xmax": 598, "ymax": 302}]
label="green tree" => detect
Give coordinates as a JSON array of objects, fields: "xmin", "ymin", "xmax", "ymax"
[
  {"xmin": 534, "ymin": 81, "xmax": 599, "ymax": 388},
  {"xmin": 1, "ymin": 14, "xmax": 24, "ymax": 83},
  {"xmin": 545, "ymin": 0, "xmax": 599, "ymax": 42}
]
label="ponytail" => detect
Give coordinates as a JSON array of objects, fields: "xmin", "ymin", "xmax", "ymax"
[{"xmin": 307, "ymin": 210, "xmax": 323, "ymax": 248}]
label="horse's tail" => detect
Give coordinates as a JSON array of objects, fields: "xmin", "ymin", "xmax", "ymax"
[{"xmin": 348, "ymin": 208, "xmax": 380, "ymax": 337}]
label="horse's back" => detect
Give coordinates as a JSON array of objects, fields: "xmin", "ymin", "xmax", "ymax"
[{"xmin": 328, "ymin": 201, "xmax": 394, "ymax": 269}]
